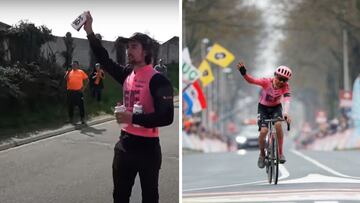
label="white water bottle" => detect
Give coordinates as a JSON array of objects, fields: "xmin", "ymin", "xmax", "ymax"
[
  {"xmin": 71, "ymin": 12, "xmax": 87, "ymax": 31},
  {"xmin": 132, "ymin": 102, "xmax": 143, "ymax": 127},
  {"xmin": 114, "ymin": 102, "xmax": 127, "ymax": 128}
]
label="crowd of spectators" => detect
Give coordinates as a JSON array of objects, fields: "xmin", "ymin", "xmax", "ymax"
[
  {"xmin": 295, "ymin": 110, "xmax": 353, "ymax": 149},
  {"xmin": 182, "ymin": 115, "xmax": 230, "ymax": 152}
]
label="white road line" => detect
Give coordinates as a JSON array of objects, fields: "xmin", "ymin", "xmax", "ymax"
[
  {"xmin": 291, "ymin": 149, "xmax": 360, "ymax": 179},
  {"xmin": 183, "ymin": 180, "xmax": 267, "ymax": 192},
  {"xmin": 184, "ymin": 164, "xmax": 290, "ymax": 192},
  {"xmin": 184, "ymin": 188, "xmax": 360, "ymax": 197},
  {"xmin": 279, "ymin": 173, "xmax": 360, "ymax": 184},
  {"xmin": 183, "ymin": 189, "xmax": 360, "ymax": 202},
  {"xmin": 279, "ymin": 164, "xmax": 290, "ymax": 180}
]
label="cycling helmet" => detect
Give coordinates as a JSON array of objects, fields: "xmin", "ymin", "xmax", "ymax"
[{"xmin": 275, "ymin": 66, "xmax": 292, "ymax": 80}]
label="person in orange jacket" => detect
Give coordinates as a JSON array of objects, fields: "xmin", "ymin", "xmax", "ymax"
[{"xmin": 64, "ymin": 60, "xmax": 89, "ymax": 124}]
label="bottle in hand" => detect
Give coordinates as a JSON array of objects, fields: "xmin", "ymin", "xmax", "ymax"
[
  {"xmin": 114, "ymin": 102, "xmax": 127, "ymax": 128},
  {"xmin": 132, "ymin": 102, "xmax": 143, "ymax": 127},
  {"xmin": 71, "ymin": 12, "xmax": 87, "ymax": 31}
]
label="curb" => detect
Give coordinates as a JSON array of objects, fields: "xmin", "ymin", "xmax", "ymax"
[
  {"xmin": 0, "ymin": 100, "xmax": 179, "ymax": 152},
  {"xmin": 0, "ymin": 116, "xmax": 115, "ymax": 152}
]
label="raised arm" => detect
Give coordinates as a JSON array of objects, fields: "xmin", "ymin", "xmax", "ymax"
[
  {"xmin": 236, "ymin": 61, "xmax": 266, "ymax": 87},
  {"xmin": 84, "ymin": 11, "xmax": 131, "ymax": 85}
]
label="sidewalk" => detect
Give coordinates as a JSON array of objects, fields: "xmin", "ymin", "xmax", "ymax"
[
  {"xmin": 0, "ymin": 96, "xmax": 179, "ymax": 151},
  {"xmin": 0, "ymin": 114, "xmax": 115, "ymax": 151}
]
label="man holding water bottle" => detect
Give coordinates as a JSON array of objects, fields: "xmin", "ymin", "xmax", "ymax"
[{"xmin": 83, "ymin": 11, "xmax": 174, "ymax": 203}]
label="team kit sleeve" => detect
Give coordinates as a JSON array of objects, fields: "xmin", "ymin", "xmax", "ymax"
[
  {"xmin": 132, "ymin": 74, "xmax": 174, "ymax": 128},
  {"xmin": 87, "ymin": 32, "xmax": 132, "ymax": 85},
  {"xmin": 243, "ymin": 74, "xmax": 267, "ymax": 88}
]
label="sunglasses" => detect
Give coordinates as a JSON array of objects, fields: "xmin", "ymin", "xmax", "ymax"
[{"xmin": 276, "ymin": 75, "xmax": 288, "ymax": 83}]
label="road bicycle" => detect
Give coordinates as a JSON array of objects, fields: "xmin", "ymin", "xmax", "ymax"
[{"xmin": 264, "ymin": 118, "xmax": 290, "ymax": 185}]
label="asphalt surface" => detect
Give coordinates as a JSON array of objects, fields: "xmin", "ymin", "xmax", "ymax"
[
  {"xmin": 183, "ymin": 140, "xmax": 360, "ymax": 203},
  {"xmin": 0, "ymin": 109, "xmax": 179, "ymax": 203}
]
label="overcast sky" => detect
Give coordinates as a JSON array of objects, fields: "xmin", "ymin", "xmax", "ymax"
[{"xmin": 0, "ymin": 0, "xmax": 179, "ymax": 43}]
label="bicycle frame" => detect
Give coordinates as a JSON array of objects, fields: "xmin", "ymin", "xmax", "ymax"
[{"xmin": 264, "ymin": 118, "xmax": 290, "ymax": 185}]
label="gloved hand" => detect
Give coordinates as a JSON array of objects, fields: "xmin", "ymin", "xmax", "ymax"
[{"xmin": 237, "ymin": 61, "xmax": 246, "ymax": 76}]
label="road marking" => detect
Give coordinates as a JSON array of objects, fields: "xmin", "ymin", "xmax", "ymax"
[
  {"xmin": 183, "ymin": 188, "xmax": 360, "ymax": 202},
  {"xmin": 183, "ymin": 180, "xmax": 267, "ymax": 192},
  {"xmin": 291, "ymin": 149, "xmax": 360, "ymax": 179},
  {"xmin": 184, "ymin": 164, "xmax": 290, "ymax": 192},
  {"xmin": 184, "ymin": 188, "xmax": 360, "ymax": 197},
  {"xmin": 279, "ymin": 164, "xmax": 290, "ymax": 180},
  {"xmin": 314, "ymin": 201, "xmax": 339, "ymax": 203},
  {"xmin": 279, "ymin": 173, "xmax": 360, "ymax": 184}
]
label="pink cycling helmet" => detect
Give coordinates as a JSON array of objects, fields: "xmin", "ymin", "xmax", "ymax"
[{"xmin": 275, "ymin": 66, "xmax": 292, "ymax": 80}]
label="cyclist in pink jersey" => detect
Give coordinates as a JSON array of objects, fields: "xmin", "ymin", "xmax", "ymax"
[{"xmin": 237, "ymin": 61, "xmax": 292, "ymax": 169}]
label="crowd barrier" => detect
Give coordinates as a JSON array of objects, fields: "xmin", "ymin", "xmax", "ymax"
[
  {"xmin": 182, "ymin": 131, "xmax": 228, "ymax": 153},
  {"xmin": 307, "ymin": 128, "xmax": 360, "ymax": 151}
]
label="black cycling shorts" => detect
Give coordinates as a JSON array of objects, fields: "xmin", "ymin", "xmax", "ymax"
[{"xmin": 257, "ymin": 103, "xmax": 283, "ymax": 129}]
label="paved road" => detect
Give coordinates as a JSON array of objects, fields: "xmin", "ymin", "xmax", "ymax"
[
  {"xmin": 183, "ymin": 140, "xmax": 360, "ymax": 203},
  {"xmin": 0, "ymin": 109, "xmax": 179, "ymax": 203}
]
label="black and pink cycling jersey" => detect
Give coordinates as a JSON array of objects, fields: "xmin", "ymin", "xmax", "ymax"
[{"xmin": 244, "ymin": 74, "xmax": 291, "ymax": 114}]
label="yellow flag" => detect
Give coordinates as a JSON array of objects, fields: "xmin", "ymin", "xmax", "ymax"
[
  {"xmin": 206, "ymin": 43, "xmax": 235, "ymax": 68},
  {"xmin": 198, "ymin": 60, "xmax": 214, "ymax": 87}
]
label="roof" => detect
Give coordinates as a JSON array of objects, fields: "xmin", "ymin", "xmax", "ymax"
[
  {"xmin": 162, "ymin": 36, "xmax": 179, "ymax": 45},
  {"xmin": 0, "ymin": 21, "xmax": 11, "ymax": 30}
]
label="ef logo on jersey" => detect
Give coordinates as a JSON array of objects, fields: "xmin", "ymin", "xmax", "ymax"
[{"xmin": 265, "ymin": 94, "xmax": 281, "ymax": 103}]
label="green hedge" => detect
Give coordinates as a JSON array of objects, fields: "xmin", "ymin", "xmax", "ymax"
[
  {"xmin": 166, "ymin": 63, "xmax": 179, "ymax": 95},
  {"xmin": 0, "ymin": 62, "xmax": 179, "ymax": 139}
]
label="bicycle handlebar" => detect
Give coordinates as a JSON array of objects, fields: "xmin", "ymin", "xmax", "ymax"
[{"xmin": 264, "ymin": 118, "xmax": 290, "ymax": 131}]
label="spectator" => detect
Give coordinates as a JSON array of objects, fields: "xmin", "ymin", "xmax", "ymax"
[
  {"xmin": 91, "ymin": 63, "xmax": 105, "ymax": 101},
  {"xmin": 64, "ymin": 60, "xmax": 89, "ymax": 124},
  {"xmin": 154, "ymin": 59, "xmax": 167, "ymax": 77}
]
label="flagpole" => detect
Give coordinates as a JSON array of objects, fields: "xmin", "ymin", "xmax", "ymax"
[
  {"xmin": 217, "ymin": 65, "xmax": 220, "ymax": 133},
  {"xmin": 209, "ymin": 66, "xmax": 214, "ymax": 131},
  {"xmin": 220, "ymin": 65, "xmax": 225, "ymax": 137},
  {"xmin": 201, "ymin": 38, "xmax": 209, "ymax": 129}
]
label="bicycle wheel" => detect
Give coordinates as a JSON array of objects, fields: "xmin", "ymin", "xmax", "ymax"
[
  {"xmin": 267, "ymin": 138, "xmax": 274, "ymax": 184},
  {"xmin": 273, "ymin": 135, "xmax": 279, "ymax": 184}
]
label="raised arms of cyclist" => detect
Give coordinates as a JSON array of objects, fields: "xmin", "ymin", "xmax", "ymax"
[{"xmin": 236, "ymin": 61, "xmax": 267, "ymax": 88}]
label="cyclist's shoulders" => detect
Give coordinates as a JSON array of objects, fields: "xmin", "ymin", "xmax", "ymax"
[{"xmin": 262, "ymin": 77, "xmax": 273, "ymax": 84}]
